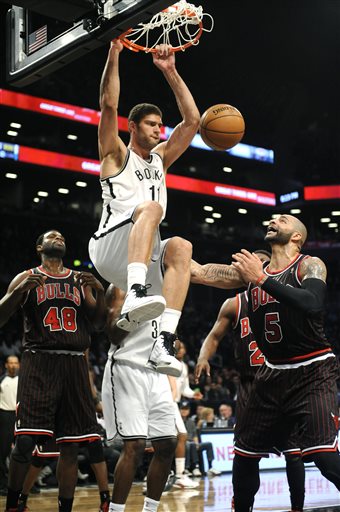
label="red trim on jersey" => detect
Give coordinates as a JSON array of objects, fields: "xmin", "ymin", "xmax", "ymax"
[
  {"xmin": 302, "ymin": 446, "xmax": 338, "ymax": 458},
  {"xmin": 233, "ymin": 293, "xmax": 241, "ymax": 330},
  {"xmin": 233, "ymin": 447, "xmax": 267, "ymax": 459},
  {"xmin": 37, "ymin": 266, "xmax": 72, "ymax": 278},
  {"xmin": 15, "ymin": 430, "xmax": 54, "ymax": 437},
  {"xmin": 265, "ymin": 253, "xmax": 302, "ymax": 276},
  {"xmin": 268, "ymin": 347, "xmax": 332, "ymax": 364},
  {"xmin": 56, "ymin": 434, "xmax": 101, "ymax": 444}
]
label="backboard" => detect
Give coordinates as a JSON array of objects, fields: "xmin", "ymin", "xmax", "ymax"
[{"xmin": 6, "ymin": 0, "xmax": 173, "ymax": 87}]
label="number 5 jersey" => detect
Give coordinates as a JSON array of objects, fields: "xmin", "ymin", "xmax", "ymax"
[{"xmin": 247, "ymin": 254, "xmax": 332, "ymax": 367}]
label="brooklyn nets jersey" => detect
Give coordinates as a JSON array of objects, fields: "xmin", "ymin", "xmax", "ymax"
[
  {"xmin": 108, "ymin": 316, "xmax": 161, "ymax": 368},
  {"xmin": 98, "ymin": 148, "xmax": 167, "ymax": 231},
  {"xmin": 22, "ymin": 267, "xmax": 91, "ymax": 351},
  {"xmin": 232, "ymin": 292, "xmax": 265, "ymax": 380},
  {"xmin": 248, "ymin": 254, "xmax": 332, "ymax": 365}
]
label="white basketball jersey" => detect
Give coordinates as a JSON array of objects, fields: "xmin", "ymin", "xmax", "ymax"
[
  {"xmin": 108, "ymin": 316, "xmax": 160, "ymax": 368},
  {"xmin": 98, "ymin": 149, "xmax": 167, "ymax": 230}
]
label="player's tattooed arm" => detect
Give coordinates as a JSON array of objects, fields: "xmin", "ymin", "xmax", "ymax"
[
  {"xmin": 299, "ymin": 256, "xmax": 327, "ymax": 283},
  {"xmin": 190, "ymin": 260, "xmax": 245, "ymax": 289},
  {"xmin": 105, "ymin": 285, "xmax": 129, "ymax": 345}
]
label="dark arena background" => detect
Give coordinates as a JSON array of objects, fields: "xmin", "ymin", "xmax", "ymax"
[{"xmin": 0, "ymin": 1, "xmax": 340, "ymax": 511}]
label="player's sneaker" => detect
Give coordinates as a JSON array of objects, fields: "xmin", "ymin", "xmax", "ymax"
[
  {"xmin": 231, "ymin": 496, "xmax": 235, "ymax": 512},
  {"xmin": 117, "ymin": 284, "xmax": 166, "ymax": 332},
  {"xmin": 99, "ymin": 502, "xmax": 109, "ymax": 512},
  {"xmin": 164, "ymin": 470, "xmax": 176, "ymax": 492},
  {"xmin": 192, "ymin": 467, "xmax": 202, "ymax": 477},
  {"xmin": 147, "ymin": 332, "xmax": 182, "ymax": 377},
  {"xmin": 173, "ymin": 475, "xmax": 200, "ymax": 488},
  {"xmin": 207, "ymin": 467, "xmax": 221, "ymax": 476}
]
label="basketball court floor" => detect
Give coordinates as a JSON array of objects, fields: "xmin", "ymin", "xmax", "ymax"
[{"xmin": 1, "ymin": 467, "xmax": 339, "ymax": 512}]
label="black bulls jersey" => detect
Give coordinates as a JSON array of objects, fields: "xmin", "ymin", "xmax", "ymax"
[
  {"xmin": 233, "ymin": 292, "xmax": 265, "ymax": 380},
  {"xmin": 22, "ymin": 267, "xmax": 91, "ymax": 351},
  {"xmin": 248, "ymin": 254, "xmax": 331, "ymax": 365}
]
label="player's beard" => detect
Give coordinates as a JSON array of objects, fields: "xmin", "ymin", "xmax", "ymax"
[
  {"xmin": 264, "ymin": 230, "xmax": 292, "ymax": 245},
  {"xmin": 42, "ymin": 244, "xmax": 66, "ymax": 258}
]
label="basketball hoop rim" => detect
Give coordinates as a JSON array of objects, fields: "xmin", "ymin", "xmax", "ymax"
[{"xmin": 119, "ymin": 22, "xmax": 203, "ymax": 53}]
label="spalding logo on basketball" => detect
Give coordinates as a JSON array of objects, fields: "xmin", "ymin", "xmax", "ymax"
[{"xmin": 199, "ymin": 104, "xmax": 245, "ymax": 151}]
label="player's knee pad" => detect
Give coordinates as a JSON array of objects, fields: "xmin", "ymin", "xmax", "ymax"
[
  {"xmin": 88, "ymin": 439, "xmax": 105, "ymax": 464},
  {"xmin": 12, "ymin": 435, "xmax": 36, "ymax": 464},
  {"xmin": 284, "ymin": 453, "xmax": 302, "ymax": 464},
  {"xmin": 31, "ymin": 454, "xmax": 45, "ymax": 468},
  {"xmin": 313, "ymin": 452, "xmax": 340, "ymax": 488}
]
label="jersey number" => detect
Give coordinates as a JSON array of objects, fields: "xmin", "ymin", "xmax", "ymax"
[
  {"xmin": 149, "ymin": 185, "xmax": 160, "ymax": 202},
  {"xmin": 264, "ymin": 312, "xmax": 283, "ymax": 343},
  {"xmin": 43, "ymin": 307, "xmax": 77, "ymax": 332},
  {"xmin": 248, "ymin": 340, "xmax": 265, "ymax": 366},
  {"xmin": 151, "ymin": 320, "xmax": 158, "ymax": 339}
]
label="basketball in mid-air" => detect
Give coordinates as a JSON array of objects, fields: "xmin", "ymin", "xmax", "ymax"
[{"xmin": 199, "ymin": 104, "xmax": 245, "ymax": 151}]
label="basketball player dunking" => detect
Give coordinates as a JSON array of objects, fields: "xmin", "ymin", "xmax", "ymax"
[
  {"xmin": 229, "ymin": 215, "xmax": 340, "ymax": 512},
  {"xmin": 0, "ymin": 230, "xmax": 109, "ymax": 512},
  {"xmin": 194, "ymin": 249, "xmax": 305, "ymax": 512},
  {"xmin": 89, "ymin": 40, "xmax": 200, "ymax": 378}
]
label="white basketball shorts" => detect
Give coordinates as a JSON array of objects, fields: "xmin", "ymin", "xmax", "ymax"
[
  {"xmin": 102, "ymin": 358, "xmax": 176, "ymax": 441},
  {"xmin": 89, "ymin": 206, "xmax": 162, "ymax": 290}
]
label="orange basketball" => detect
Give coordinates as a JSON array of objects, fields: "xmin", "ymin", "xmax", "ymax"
[{"xmin": 199, "ymin": 104, "xmax": 245, "ymax": 151}]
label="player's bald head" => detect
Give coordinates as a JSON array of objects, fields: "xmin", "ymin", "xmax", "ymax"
[{"xmin": 287, "ymin": 215, "xmax": 307, "ymax": 247}]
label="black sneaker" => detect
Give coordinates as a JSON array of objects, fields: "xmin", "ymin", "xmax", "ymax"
[{"xmin": 147, "ymin": 331, "xmax": 182, "ymax": 377}]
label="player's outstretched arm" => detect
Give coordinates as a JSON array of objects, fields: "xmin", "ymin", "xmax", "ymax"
[
  {"xmin": 105, "ymin": 285, "xmax": 129, "ymax": 345},
  {"xmin": 195, "ymin": 298, "xmax": 236, "ymax": 382},
  {"xmin": 153, "ymin": 45, "xmax": 200, "ymax": 171},
  {"xmin": 0, "ymin": 271, "xmax": 46, "ymax": 328},
  {"xmin": 232, "ymin": 249, "xmax": 327, "ymax": 314},
  {"xmin": 98, "ymin": 40, "xmax": 127, "ymax": 173},
  {"xmin": 190, "ymin": 260, "xmax": 245, "ymax": 289}
]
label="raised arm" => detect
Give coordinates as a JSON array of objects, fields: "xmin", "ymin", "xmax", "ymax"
[
  {"xmin": 98, "ymin": 40, "xmax": 127, "ymax": 176},
  {"xmin": 190, "ymin": 259, "xmax": 245, "ymax": 289},
  {"xmin": 105, "ymin": 284, "xmax": 129, "ymax": 345},
  {"xmin": 232, "ymin": 250, "xmax": 327, "ymax": 314},
  {"xmin": 0, "ymin": 271, "xmax": 47, "ymax": 328},
  {"xmin": 194, "ymin": 297, "xmax": 236, "ymax": 382},
  {"xmin": 153, "ymin": 45, "xmax": 200, "ymax": 171}
]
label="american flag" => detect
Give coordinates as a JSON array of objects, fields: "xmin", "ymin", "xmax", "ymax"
[{"xmin": 28, "ymin": 25, "xmax": 47, "ymax": 54}]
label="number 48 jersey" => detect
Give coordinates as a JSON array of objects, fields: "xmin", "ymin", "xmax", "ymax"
[{"xmin": 22, "ymin": 267, "xmax": 91, "ymax": 351}]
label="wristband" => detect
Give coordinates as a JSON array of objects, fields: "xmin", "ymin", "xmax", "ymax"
[{"xmin": 255, "ymin": 273, "xmax": 267, "ymax": 286}]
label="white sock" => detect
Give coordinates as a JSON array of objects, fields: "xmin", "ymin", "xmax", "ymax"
[
  {"xmin": 109, "ymin": 503, "xmax": 126, "ymax": 512},
  {"xmin": 175, "ymin": 457, "xmax": 185, "ymax": 478},
  {"xmin": 127, "ymin": 262, "xmax": 147, "ymax": 291},
  {"xmin": 159, "ymin": 308, "xmax": 181, "ymax": 334},
  {"xmin": 142, "ymin": 497, "xmax": 160, "ymax": 512}
]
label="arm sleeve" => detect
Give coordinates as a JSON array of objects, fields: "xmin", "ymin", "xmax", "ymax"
[{"xmin": 260, "ymin": 277, "xmax": 326, "ymax": 314}]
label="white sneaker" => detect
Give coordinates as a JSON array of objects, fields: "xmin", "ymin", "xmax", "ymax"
[
  {"xmin": 192, "ymin": 467, "xmax": 202, "ymax": 477},
  {"xmin": 77, "ymin": 469, "xmax": 89, "ymax": 481},
  {"xmin": 207, "ymin": 468, "xmax": 221, "ymax": 476},
  {"xmin": 147, "ymin": 332, "xmax": 182, "ymax": 377},
  {"xmin": 117, "ymin": 284, "xmax": 166, "ymax": 331},
  {"xmin": 174, "ymin": 475, "xmax": 200, "ymax": 488}
]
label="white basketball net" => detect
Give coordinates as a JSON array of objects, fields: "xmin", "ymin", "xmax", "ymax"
[{"xmin": 119, "ymin": 0, "xmax": 214, "ymax": 52}]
